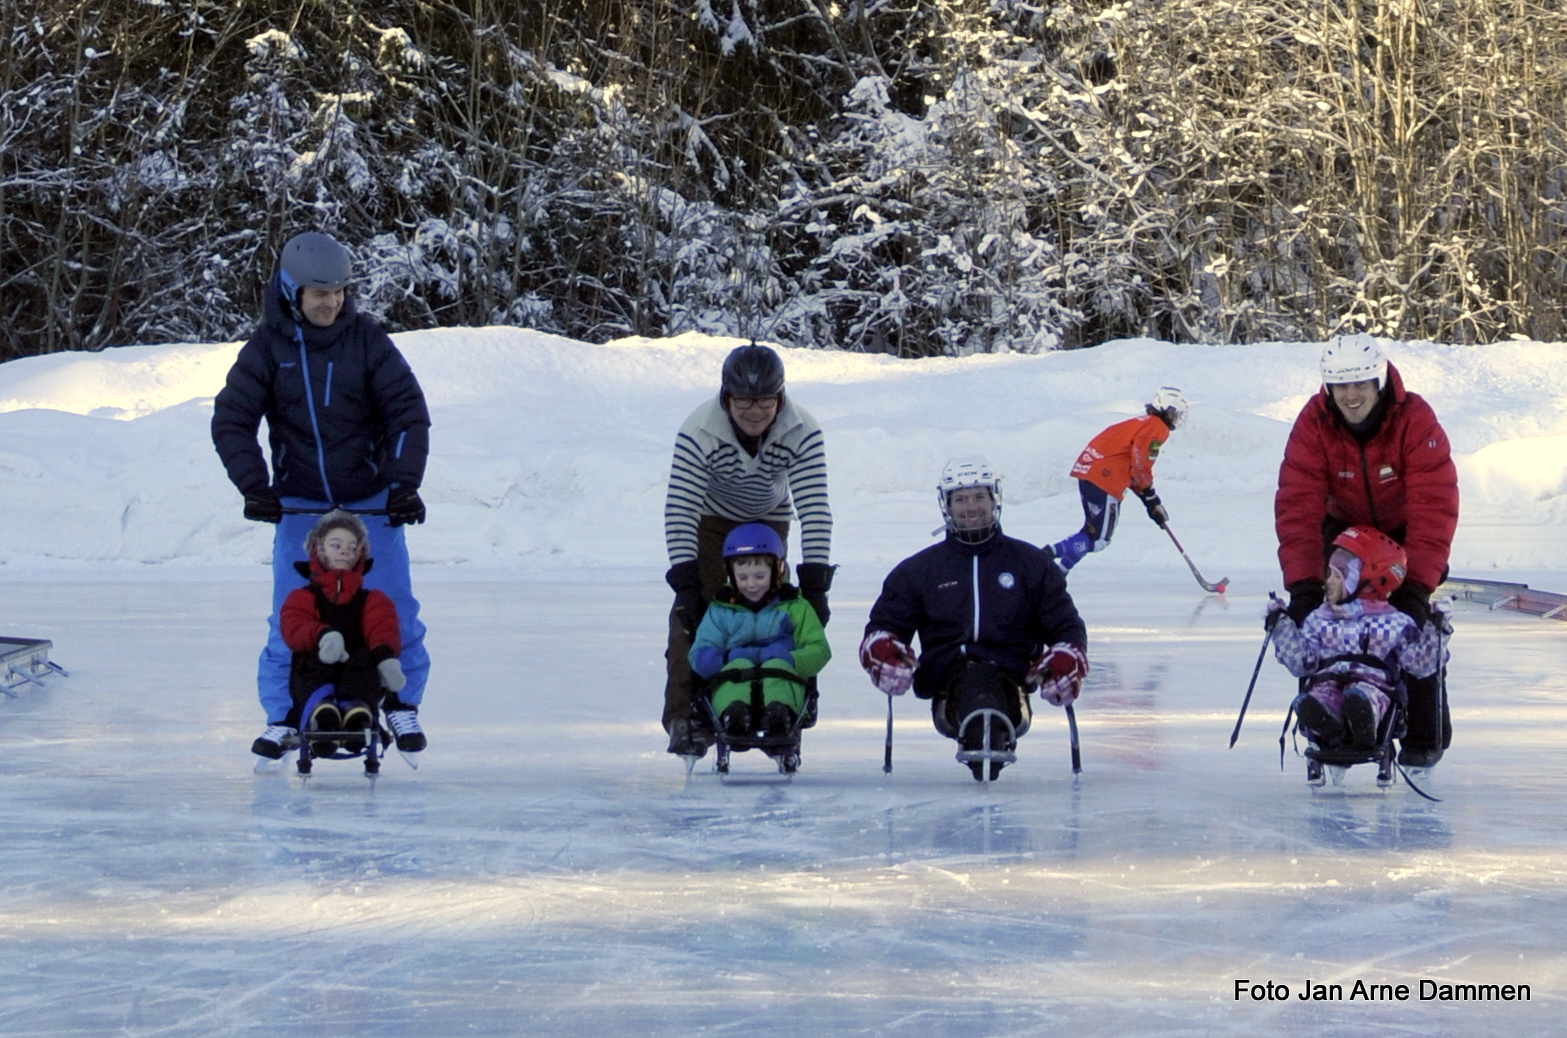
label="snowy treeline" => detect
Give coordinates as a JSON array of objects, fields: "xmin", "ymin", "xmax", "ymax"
[{"xmin": 6, "ymin": 0, "xmax": 1567, "ymax": 359}]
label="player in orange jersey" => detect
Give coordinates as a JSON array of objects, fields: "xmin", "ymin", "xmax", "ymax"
[{"xmin": 1051, "ymin": 388, "xmax": 1187, "ymax": 572}]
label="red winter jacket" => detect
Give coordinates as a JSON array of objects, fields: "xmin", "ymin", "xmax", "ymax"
[
  {"xmin": 1275, "ymin": 363, "xmax": 1458, "ymax": 591},
  {"xmin": 280, "ymin": 558, "xmax": 402, "ymax": 661}
]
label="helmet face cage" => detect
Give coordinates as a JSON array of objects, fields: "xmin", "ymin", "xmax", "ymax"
[
  {"xmin": 1320, "ymin": 334, "xmax": 1388, "ymax": 391},
  {"xmin": 721, "ymin": 344, "xmax": 786, "ymax": 400},
  {"xmin": 1149, "ymin": 386, "xmax": 1188, "ymax": 427},
  {"xmin": 1330, "ymin": 526, "xmax": 1407, "ymax": 601},
  {"xmin": 937, "ymin": 456, "xmax": 1002, "ymax": 542}
]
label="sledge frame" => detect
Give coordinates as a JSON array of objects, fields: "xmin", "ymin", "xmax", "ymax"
[{"xmin": 0, "ymin": 637, "xmax": 68, "ymax": 698}]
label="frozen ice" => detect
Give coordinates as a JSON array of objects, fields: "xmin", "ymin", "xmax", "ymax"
[{"xmin": 0, "ymin": 567, "xmax": 1560, "ymax": 1035}]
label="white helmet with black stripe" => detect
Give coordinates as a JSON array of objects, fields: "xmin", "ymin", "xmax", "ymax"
[{"xmin": 1320, "ymin": 334, "xmax": 1388, "ymax": 390}]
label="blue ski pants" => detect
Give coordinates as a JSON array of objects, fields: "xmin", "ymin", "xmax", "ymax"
[{"xmin": 258, "ymin": 489, "xmax": 430, "ymax": 723}]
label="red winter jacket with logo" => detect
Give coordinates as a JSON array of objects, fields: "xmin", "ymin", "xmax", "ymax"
[{"xmin": 1275, "ymin": 363, "xmax": 1458, "ymax": 592}]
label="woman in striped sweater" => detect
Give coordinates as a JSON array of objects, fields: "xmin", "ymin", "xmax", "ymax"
[{"xmin": 662, "ymin": 344, "xmax": 835, "ymax": 759}]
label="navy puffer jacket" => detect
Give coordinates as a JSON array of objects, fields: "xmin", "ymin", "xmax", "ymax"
[
  {"xmin": 212, "ymin": 273, "xmax": 431, "ymax": 503},
  {"xmin": 866, "ymin": 528, "xmax": 1087, "ymax": 698}
]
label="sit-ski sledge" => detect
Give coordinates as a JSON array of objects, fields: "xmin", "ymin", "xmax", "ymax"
[
  {"xmin": 254, "ymin": 685, "xmax": 418, "ymax": 780},
  {"xmin": 1281, "ymin": 679, "xmax": 1441, "ymax": 802},
  {"xmin": 0, "ymin": 637, "xmax": 67, "ymax": 698},
  {"xmin": 688, "ymin": 668, "xmax": 819, "ymax": 781}
]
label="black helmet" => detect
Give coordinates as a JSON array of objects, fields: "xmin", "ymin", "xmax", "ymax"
[
  {"xmin": 721, "ymin": 343, "xmax": 785, "ymax": 398},
  {"xmin": 280, "ymin": 232, "xmax": 353, "ymax": 291}
]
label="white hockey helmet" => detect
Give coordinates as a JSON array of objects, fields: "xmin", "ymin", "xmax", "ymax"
[
  {"xmin": 1320, "ymin": 334, "xmax": 1387, "ymax": 390},
  {"xmin": 937, "ymin": 455, "xmax": 1002, "ymax": 540},
  {"xmin": 1149, "ymin": 386, "xmax": 1188, "ymax": 427}
]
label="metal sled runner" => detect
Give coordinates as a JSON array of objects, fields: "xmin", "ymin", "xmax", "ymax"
[{"xmin": 0, "ymin": 637, "xmax": 67, "ymax": 698}]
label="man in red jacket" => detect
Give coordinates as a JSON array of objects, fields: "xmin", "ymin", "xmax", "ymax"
[{"xmin": 1275, "ymin": 336, "xmax": 1459, "ymax": 768}]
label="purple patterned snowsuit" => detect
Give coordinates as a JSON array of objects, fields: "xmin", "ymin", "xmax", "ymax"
[{"xmin": 1273, "ymin": 598, "xmax": 1443, "ymax": 745}]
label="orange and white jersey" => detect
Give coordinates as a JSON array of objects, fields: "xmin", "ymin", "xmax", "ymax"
[{"xmin": 1068, "ymin": 414, "xmax": 1170, "ymax": 497}]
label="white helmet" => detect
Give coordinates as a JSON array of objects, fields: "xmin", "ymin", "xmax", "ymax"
[
  {"xmin": 937, "ymin": 456, "xmax": 1002, "ymax": 541},
  {"xmin": 1320, "ymin": 334, "xmax": 1387, "ymax": 390},
  {"xmin": 1149, "ymin": 386, "xmax": 1188, "ymax": 427}
]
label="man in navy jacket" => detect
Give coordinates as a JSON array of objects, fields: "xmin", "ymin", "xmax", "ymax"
[
  {"xmin": 212, "ymin": 232, "xmax": 433, "ymax": 758},
  {"xmin": 862, "ymin": 457, "xmax": 1088, "ymax": 779}
]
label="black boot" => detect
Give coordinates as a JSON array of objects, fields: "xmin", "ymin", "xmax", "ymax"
[
  {"xmin": 1342, "ymin": 688, "xmax": 1379, "ymax": 750},
  {"xmin": 720, "ymin": 702, "xmax": 753, "ymax": 738},
  {"xmin": 307, "ymin": 700, "xmax": 342, "ymax": 757},
  {"xmin": 1294, "ymin": 694, "xmax": 1344, "ymax": 747},
  {"xmin": 760, "ymin": 702, "xmax": 795, "ymax": 737}
]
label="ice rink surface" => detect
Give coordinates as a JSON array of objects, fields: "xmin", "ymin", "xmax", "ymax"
[{"xmin": 1, "ymin": 567, "xmax": 1562, "ymax": 1036}]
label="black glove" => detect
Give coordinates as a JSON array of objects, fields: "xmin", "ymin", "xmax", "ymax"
[
  {"xmin": 795, "ymin": 562, "xmax": 836, "ymax": 627},
  {"xmin": 666, "ymin": 561, "xmax": 706, "ymax": 638},
  {"xmin": 1286, "ymin": 579, "xmax": 1324, "ymax": 624},
  {"xmin": 1136, "ymin": 487, "xmax": 1168, "ymax": 525},
  {"xmin": 386, "ymin": 485, "xmax": 426, "ymax": 527},
  {"xmin": 1388, "ymin": 580, "xmax": 1433, "ymax": 625},
  {"xmin": 243, "ymin": 489, "xmax": 282, "ymax": 524}
]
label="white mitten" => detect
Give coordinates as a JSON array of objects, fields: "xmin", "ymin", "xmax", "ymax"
[
  {"xmin": 317, "ymin": 630, "xmax": 349, "ymax": 665},
  {"xmin": 377, "ymin": 657, "xmax": 407, "ymax": 693}
]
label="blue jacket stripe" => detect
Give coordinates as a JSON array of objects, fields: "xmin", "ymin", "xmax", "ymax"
[{"xmin": 297, "ymin": 337, "xmax": 337, "ymax": 504}]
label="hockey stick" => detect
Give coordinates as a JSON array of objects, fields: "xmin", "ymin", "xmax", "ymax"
[
  {"xmin": 883, "ymin": 692, "xmax": 894, "ymax": 773},
  {"xmin": 1065, "ymin": 702, "xmax": 1081, "ymax": 773},
  {"xmin": 1230, "ymin": 605, "xmax": 1279, "ymax": 747},
  {"xmin": 1160, "ymin": 522, "xmax": 1229, "ymax": 594}
]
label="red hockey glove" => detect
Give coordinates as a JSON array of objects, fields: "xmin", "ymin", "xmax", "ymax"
[
  {"xmin": 860, "ymin": 630, "xmax": 917, "ymax": 696},
  {"xmin": 1028, "ymin": 643, "xmax": 1088, "ymax": 706}
]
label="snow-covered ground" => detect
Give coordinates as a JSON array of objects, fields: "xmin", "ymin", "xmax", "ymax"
[{"xmin": 0, "ymin": 332, "xmax": 1563, "ymax": 1035}]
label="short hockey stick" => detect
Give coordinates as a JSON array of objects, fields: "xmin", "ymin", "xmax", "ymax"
[
  {"xmin": 1161, "ymin": 522, "xmax": 1229, "ymax": 594},
  {"xmin": 883, "ymin": 692, "xmax": 895, "ymax": 774},
  {"xmin": 1065, "ymin": 703, "xmax": 1082, "ymax": 773},
  {"xmin": 1230, "ymin": 608, "xmax": 1278, "ymax": 747}
]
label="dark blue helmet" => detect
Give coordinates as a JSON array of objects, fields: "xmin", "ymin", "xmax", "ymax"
[
  {"xmin": 722, "ymin": 523, "xmax": 786, "ymax": 561},
  {"xmin": 721, "ymin": 343, "xmax": 785, "ymax": 398}
]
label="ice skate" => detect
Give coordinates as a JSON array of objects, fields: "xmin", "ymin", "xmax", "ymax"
[
  {"xmin": 384, "ymin": 703, "xmax": 426, "ymax": 755},
  {"xmin": 251, "ymin": 724, "xmax": 299, "ymax": 773}
]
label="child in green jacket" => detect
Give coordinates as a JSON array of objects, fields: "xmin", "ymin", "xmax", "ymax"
[{"xmin": 688, "ymin": 523, "xmax": 831, "ymax": 737}]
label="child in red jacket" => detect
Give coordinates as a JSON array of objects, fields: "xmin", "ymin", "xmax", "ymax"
[{"xmin": 251, "ymin": 510, "xmax": 405, "ymax": 758}]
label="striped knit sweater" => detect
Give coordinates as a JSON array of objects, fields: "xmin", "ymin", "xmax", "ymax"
[{"xmin": 664, "ymin": 396, "xmax": 832, "ymax": 566}]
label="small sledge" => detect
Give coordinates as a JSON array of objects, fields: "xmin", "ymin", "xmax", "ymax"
[
  {"xmin": 0, "ymin": 637, "xmax": 68, "ymax": 698},
  {"xmin": 1280, "ymin": 680, "xmax": 1439, "ymax": 802},
  {"xmin": 692, "ymin": 671, "xmax": 818, "ymax": 781},
  {"xmin": 252, "ymin": 685, "xmax": 401, "ymax": 780}
]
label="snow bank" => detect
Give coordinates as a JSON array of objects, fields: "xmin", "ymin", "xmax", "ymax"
[{"xmin": 0, "ymin": 331, "xmax": 1562, "ymax": 576}]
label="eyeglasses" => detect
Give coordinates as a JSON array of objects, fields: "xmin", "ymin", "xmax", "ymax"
[{"xmin": 730, "ymin": 395, "xmax": 779, "ymax": 413}]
